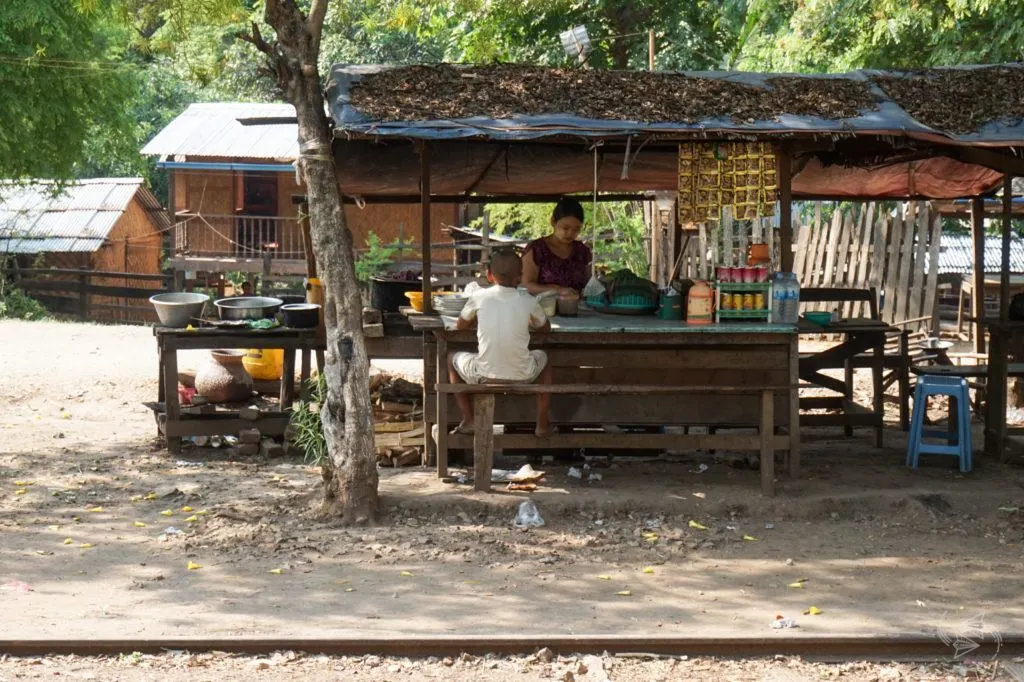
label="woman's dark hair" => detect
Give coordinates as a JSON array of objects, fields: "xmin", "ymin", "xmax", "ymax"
[{"xmin": 551, "ymin": 197, "xmax": 585, "ymax": 224}]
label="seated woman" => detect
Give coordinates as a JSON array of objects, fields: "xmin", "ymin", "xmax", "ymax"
[{"xmin": 521, "ymin": 197, "xmax": 592, "ymax": 296}]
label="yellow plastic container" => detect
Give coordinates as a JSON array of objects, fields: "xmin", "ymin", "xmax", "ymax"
[
  {"xmin": 242, "ymin": 348, "xmax": 284, "ymax": 380},
  {"xmin": 405, "ymin": 290, "xmax": 424, "ymax": 312}
]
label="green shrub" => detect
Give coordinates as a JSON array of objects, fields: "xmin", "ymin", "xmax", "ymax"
[
  {"xmin": 0, "ymin": 286, "xmax": 48, "ymax": 320},
  {"xmin": 288, "ymin": 373, "xmax": 329, "ymax": 467}
]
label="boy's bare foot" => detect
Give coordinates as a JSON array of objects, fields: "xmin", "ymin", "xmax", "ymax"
[
  {"xmin": 534, "ymin": 424, "xmax": 553, "ymax": 438},
  {"xmin": 451, "ymin": 421, "xmax": 475, "ymax": 435}
]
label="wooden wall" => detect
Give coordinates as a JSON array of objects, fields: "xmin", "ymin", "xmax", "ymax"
[{"xmin": 172, "ymin": 163, "xmax": 456, "ymax": 261}]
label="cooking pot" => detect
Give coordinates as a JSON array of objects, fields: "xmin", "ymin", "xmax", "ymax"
[{"xmin": 280, "ymin": 303, "xmax": 320, "ymax": 328}]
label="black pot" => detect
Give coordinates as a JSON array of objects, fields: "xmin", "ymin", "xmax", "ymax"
[
  {"xmin": 281, "ymin": 303, "xmax": 320, "ymax": 328},
  {"xmin": 370, "ymin": 276, "xmax": 420, "ymax": 313},
  {"xmin": 278, "ymin": 294, "xmax": 307, "ymax": 305}
]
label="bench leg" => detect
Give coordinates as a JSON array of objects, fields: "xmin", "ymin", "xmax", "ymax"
[
  {"xmin": 843, "ymin": 359, "xmax": 854, "ymax": 437},
  {"xmin": 760, "ymin": 389, "xmax": 775, "ymax": 496},
  {"xmin": 473, "ymin": 394, "xmax": 495, "ymax": 492}
]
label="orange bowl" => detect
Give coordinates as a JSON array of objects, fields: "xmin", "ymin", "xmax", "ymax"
[{"xmin": 405, "ymin": 290, "xmax": 424, "ymax": 312}]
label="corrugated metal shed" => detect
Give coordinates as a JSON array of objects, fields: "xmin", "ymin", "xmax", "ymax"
[
  {"xmin": 0, "ymin": 178, "xmax": 166, "ymax": 255},
  {"xmin": 937, "ymin": 234, "xmax": 1024, "ymax": 275},
  {"xmin": 141, "ymin": 103, "xmax": 298, "ymax": 160}
]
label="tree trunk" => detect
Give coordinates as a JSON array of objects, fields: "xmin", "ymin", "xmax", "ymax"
[{"xmin": 263, "ymin": 0, "xmax": 378, "ymax": 523}]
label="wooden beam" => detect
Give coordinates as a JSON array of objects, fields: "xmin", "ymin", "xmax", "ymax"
[
  {"xmin": 1000, "ymin": 175, "xmax": 1014, "ymax": 324},
  {"xmin": 420, "ymin": 142, "xmax": 433, "ymax": 315},
  {"xmin": 948, "ymin": 148, "xmax": 1024, "ymax": 177},
  {"xmin": 777, "ymin": 144, "xmax": 794, "ymax": 272},
  {"xmin": 971, "ymin": 196, "xmax": 986, "ymax": 354}
]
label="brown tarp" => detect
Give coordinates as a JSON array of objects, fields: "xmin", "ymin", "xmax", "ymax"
[{"xmin": 335, "ymin": 141, "xmax": 1004, "ymax": 200}]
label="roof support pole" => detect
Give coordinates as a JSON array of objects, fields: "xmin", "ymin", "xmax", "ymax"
[
  {"xmin": 985, "ymin": 174, "xmax": 1015, "ymax": 461},
  {"xmin": 971, "ymin": 197, "xmax": 986, "ymax": 355},
  {"xmin": 777, "ymin": 144, "xmax": 794, "ymax": 273},
  {"xmin": 419, "ymin": 142, "xmax": 433, "ymax": 315}
]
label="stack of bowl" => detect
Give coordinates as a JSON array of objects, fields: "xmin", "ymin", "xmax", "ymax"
[{"xmin": 433, "ymin": 292, "xmax": 469, "ymax": 317}]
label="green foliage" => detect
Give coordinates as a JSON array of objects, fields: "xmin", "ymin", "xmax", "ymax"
[
  {"xmin": 0, "ymin": 286, "xmax": 48, "ymax": 320},
  {"xmin": 478, "ymin": 200, "xmax": 649, "ymax": 276},
  {"xmin": 736, "ymin": 0, "xmax": 1024, "ymax": 71},
  {"xmin": 0, "ymin": 0, "xmax": 139, "ymax": 181},
  {"xmin": 288, "ymin": 373, "xmax": 329, "ymax": 467},
  {"xmin": 355, "ymin": 233, "xmax": 415, "ymax": 282}
]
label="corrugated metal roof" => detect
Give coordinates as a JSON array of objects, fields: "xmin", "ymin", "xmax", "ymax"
[
  {"xmin": 0, "ymin": 178, "xmax": 166, "ymax": 255},
  {"xmin": 937, "ymin": 234, "xmax": 1024, "ymax": 274},
  {"xmin": 141, "ymin": 103, "xmax": 298, "ymax": 160}
]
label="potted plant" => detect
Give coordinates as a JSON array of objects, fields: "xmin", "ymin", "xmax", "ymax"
[{"xmin": 355, "ymin": 234, "xmax": 420, "ymax": 312}]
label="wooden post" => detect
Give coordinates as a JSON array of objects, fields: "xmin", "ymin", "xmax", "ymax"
[
  {"xmin": 481, "ymin": 211, "xmax": 491, "ymax": 273},
  {"xmin": 77, "ymin": 269, "xmax": 89, "ymax": 320},
  {"xmin": 473, "ymin": 393, "xmax": 495, "ymax": 492},
  {"xmin": 261, "ymin": 248, "xmax": 272, "ymax": 295},
  {"xmin": 1000, "ymin": 176, "xmax": 1013, "ymax": 325},
  {"xmin": 971, "ymin": 196, "xmax": 987, "ymax": 354},
  {"xmin": 420, "ymin": 142, "xmax": 433, "ymax": 314},
  {"xmin": 172, "ymin": 269, "xmax": 185, "ymax": 292},
  {"xmin": 777, "ymin": 144, "xmax": 794, "ymax": 273},
  {"xmin": 760, "ymin": 389, "xmax": 774, "ymax": 496},
  {"xmin": 648, "ymin": 29, "xmax": 655, "ymax": 71}
]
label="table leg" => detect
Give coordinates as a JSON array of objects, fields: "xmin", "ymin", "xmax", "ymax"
[
  {"xmin": 473, "ymin": 394, "xmax": 495, "ymax": 492},
  {"xmin": 422, "ymin": 335, "xmax": 437, "ymax": 467},
  {"xmin": 315, "ymin": 349, "xmax": 325, "ymax": 374},
  {"xmin": 873, "ymin": 334, "xmax": 884, "ymax": 448},
  {"xmin": 984, "ymin": 333, "xmax": 1007, "ymax": 460},
  {"xmin": 163, "ymin": 346, "xmax": 181, "ymax": 454},
  {"xmin": 300, "ymin": 349, "xmax": 311, "ymax": 401},
  {"xmin": 788, "ymin": 335, "xmax": 800, "ymax": 476},
  {"xmin": 280, "ymin": 349, "xmax": 296, "ymax": 408},
  {"xmin": 843, "ymin": 357, "xmax": 854, "ymax": 437},
  {"xmin": 760, "ymin": 389, "xmax": 775, "ymax": 496},
  {"xmin": 436, "ymin": 335, "xmax": 449, "ymax": 477}
]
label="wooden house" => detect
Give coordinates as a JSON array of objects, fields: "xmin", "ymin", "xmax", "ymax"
[
  {"xmin": 0, "ymin": 178, "xmax": 167, "ymax": 321},
  {"xmin": 141, "ymin": 103, "xmax": 456, "ymax": 279}
]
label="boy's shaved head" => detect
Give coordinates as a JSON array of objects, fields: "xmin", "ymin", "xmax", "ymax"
[{"xmin": 489, "ymin": 249, "xmax": 522, "ymax": 286}]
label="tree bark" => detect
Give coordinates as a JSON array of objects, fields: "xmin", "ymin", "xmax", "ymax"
[{"xmin": 260, "ymin": 0, "xmax": 378, "ymax": 522}]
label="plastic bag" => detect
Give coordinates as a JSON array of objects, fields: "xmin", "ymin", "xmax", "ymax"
[
  {"xmin": 583, "ymin": 273, "xmax": 605, "ymax": 299},
  {"xmin": 514, "ymin": 500, "xmax": 545, "ymax": 528}
]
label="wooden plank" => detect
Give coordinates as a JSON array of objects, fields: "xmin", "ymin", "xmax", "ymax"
[
  {"xmin": 971, "ymin": 197, "xmax": 987, "ymax": 354},
  {"xmin": 879, "ymin": 212, "xmax": 899, "ymax": 324},
  {"xmin": 473, "ymin": 394, "xmax": 495, "ymax": 492},
  {"xmin": 870, "ymin": 205, "xmax": 889, "ymax": 310},
  {"xmin": 448, "ymin": 432, "xmax": 790, "ymax": 451},
  {"xmin": 818, "ymin": 210, "xmax": 843, "ymax": 311},
  {"xmin": 909, "ymin": 202, "xmax": 931, "ymax": 327},
  {"xmin": 760, "ymin": 389, "xmax": 774, "ymax": 496},
  {"xmin": 161, "ymin": 348, "xmax": 181, "ymax": 453},
  {"xmin": 793, "ymin": 213, "xmax": 810, "ymax": 283},
  {"xmin": 420, "ymin": 142, "xmax": 433, "ymax": 315},
  {"xmin": 437, "ymin": 383, "xmax": 792, "ymax": 395},
  {"xmin": 698, "ymin": 222, "xmax": 709, "ymax": 279},
  {"xmin": 542, "ymin": 347, "xmax": 789, "ymax": 370},
  {"xmin": 922, "ymin": 204, "xmax": 942, "ymax": 334},
  {"xmin": 551, "ymin": 367, "xmax": 788, "ymax": 386},
  {"xmin": 895, "ymin": 202, "xmax": 919, "ymax": 323},
  {"xmin": 837, "ymin": 210, "xmax": 857, "ymax": 317},
  {"xmin": 436, "ymin": 335, "xmax": 449, "ymax": 476},
  {"xmin": 374, "ymin": 422, "xmax": 421, "ymax": 433},
  {"xmin": 803, "ymin": 203, "xmax": 823, "ymax": 288},
  {"xmin": 853, "ymin": 202, "xmax": 876, "ymax": 318},
  {"xmin": 788, "ymin": 335, "xmax": 800, "ymax": 475}
]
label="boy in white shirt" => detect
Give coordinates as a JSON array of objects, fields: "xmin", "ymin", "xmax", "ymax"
[{"xmin": 448, "ymin": 249, "xmax": 553, "ymax": 437}]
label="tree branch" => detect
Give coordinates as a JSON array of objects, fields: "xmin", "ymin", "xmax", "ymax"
[{"xmin": 307, "ymin": 0, "xmax": 329, "ymax": 55}]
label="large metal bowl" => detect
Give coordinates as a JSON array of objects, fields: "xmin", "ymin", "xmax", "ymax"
[
  {"xmin": 149, "ymin": 292, "xmax": 209, "ymax": 327},
  {"xmin": 214, "ymin": 296, "xmax": 284, "ymax": 320}
]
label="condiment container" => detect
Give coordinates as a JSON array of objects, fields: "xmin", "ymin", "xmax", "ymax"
[{"xmin": 716, "ymin": 265, "xmax": 731, "ymax": 282}]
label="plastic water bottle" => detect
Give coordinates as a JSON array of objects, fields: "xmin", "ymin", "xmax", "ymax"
[
  {"xmin": 787, "ymin": 273, "xmax": 801, "ymax": 324},
  {"xmin": 771, "ymin": 273, "xmax": 786, "ymax": 324}
]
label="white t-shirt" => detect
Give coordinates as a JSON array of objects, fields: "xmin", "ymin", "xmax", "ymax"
[{"xmin": 459, "ymin": 286, "xmax": 547, "ymax": 381}]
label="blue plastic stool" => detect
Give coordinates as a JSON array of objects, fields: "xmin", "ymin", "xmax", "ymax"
[{"xmin": 905, "ymin": 375, "xmax": 972, "ymax": 472}]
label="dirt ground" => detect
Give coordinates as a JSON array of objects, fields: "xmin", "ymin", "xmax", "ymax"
[{"xmin": 2, "ymin": 320, "xmax": 1024, "ymax": 674}]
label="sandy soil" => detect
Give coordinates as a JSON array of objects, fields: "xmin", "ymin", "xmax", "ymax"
[{"xmin": 1, "ymin": 319, "xmax": 1024, "ymax": 656}]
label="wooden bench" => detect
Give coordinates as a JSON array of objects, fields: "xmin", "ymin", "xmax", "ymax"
[
  {"xmin": 435, "ymin": 383, "xmax": 791, "ymax": 496},
  {"xmin": 799, "ymin": 287, "xmax": 935, "ymax": 430}
]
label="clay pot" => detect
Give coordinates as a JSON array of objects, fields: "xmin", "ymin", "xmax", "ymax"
[{"xmin": 194, "ymin": 350, "xmax": 253, "ymax": 403}]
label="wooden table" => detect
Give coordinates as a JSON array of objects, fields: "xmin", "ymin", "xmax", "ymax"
[
  {"xmin": 414, "ymin": 311, "xmax": 801, "ymax": 488},
  {"xmin": 154, "ymin": 327, "xmax": 322, "ymax": 453},
  {"xmin": 797, "ymin": 318, "xmax": 889, "ymax": 446}
]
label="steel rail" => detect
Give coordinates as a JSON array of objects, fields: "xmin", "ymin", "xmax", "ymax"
[{"xmin": 1, "ymin": 635, "xmax": 1020, "ymax": 660}]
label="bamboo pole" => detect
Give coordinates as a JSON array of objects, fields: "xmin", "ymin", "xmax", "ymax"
[{"xmin": 971, "ymin": 196, "xmax": 986, "ymax": 354}]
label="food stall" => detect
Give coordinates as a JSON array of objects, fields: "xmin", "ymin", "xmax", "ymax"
[{"xmin": 323, "ymin": 63, "xmax": 1023, "ymax": 480}]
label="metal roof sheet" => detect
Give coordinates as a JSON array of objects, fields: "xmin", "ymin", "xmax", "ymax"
[
  {"xmin": 0, "ymin": 178, "xmax": 164, "ymax": 254},
  {"xmin": 937, "ymin": 234, "xmax": 1024, "ymax": 274},
  {"xmin": 141, "ymin": 103, "xmax": 299, "ymax": 160}
]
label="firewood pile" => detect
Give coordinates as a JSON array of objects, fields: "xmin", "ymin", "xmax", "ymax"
[
  {"xmin": 872, "ymin": 65, "xmax": 1024, "ymax": 134},
  {"xmin": 350, "ymin": 64, "xmax": 879, "ymax": 124},
  {"xmin": 370, "ymin": 370, "xmax": 425, "ymax": 467}
]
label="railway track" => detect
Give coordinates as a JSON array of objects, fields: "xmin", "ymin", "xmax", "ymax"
[{"xmin": 1, "ymin": 635, "xmax": 1020, "ymax": 660}]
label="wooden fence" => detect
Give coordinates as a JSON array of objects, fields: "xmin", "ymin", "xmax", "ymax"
[
  {"xmin": 667, "ymin": 202, "xmax": 940, "ymax": 330},
  {"xmin": 794, "ymin": 202, "xmax": 940, "ymax": 328},
  {"xmin": 5, "ymin": 268, "xmax": 172, "ymax": 324}
]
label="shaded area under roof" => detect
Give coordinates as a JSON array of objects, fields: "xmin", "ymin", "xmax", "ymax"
[
  {"xmin": 142, "ymin": 103, "xmax": 298, "ymax": 160},
  {"xmin": 0, "ymin": 178, "xmax": 167, "ymax": 255}
]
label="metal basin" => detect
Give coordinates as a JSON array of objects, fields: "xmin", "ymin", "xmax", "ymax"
[
  {"xmin": 214, "ymin": 296, "xmax": 283, "ymax": 320},
  {"xmin": 149, "ymin": 292, "xmax": 209, "ymax": 327}
]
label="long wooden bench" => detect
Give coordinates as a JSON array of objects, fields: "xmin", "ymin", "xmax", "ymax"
[{"xmin": 435, "ymin": 383, "xmax": 791, "ymax": 496}]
